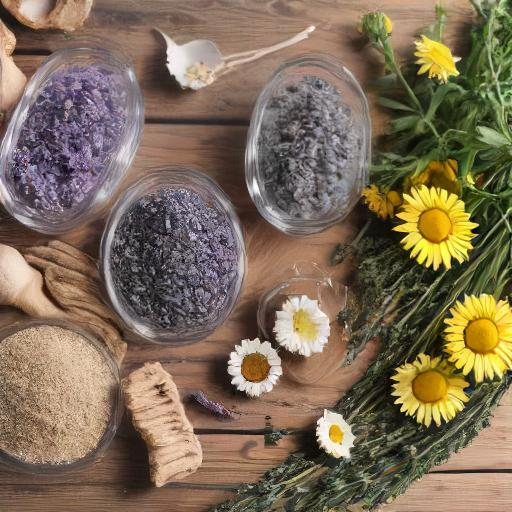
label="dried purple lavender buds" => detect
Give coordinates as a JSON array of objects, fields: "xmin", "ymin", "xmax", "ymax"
[
  {"xmin": 110, "ymin": 187, "xmax": 240, "ymax": 333},
  {"xmin": 258, "ymin": 75, "xmax": 361, "ymax": 219},
  {"xmin": 189, "ymin": 390, "xmax": 237, "ymax": 419},
  {"xmin": 9, "ymin": 64, "xmax": 127, "ymax": 212}
]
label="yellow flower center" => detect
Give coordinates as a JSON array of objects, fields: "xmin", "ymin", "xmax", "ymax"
[
  {"xmin": 293, "ymin": 309, "xmax": 318, "ymax": 341},
  {"xmin": 418, "ymin": 208, "xmax": 452, "ymax": 243},
  {"xmin": 241, "ymin": 353, "xmax": 271, "ymax": 382},
  {"xmin": 328, "ymin": 424, "xmax": 344, "ymax": 444},
  {"xmin": 412, "ymin": 370, "xmax": 447, "ymax": 403},
  {"xmin": 465, "ymin": 318, "xmax": 499, "ymax": 353}
]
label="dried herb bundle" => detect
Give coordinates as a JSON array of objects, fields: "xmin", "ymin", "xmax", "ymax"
[{"xmin": 212, "ymin": 2, "xmax": 512, "ymax": 510}]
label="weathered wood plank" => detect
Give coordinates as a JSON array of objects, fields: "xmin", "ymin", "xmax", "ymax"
[
  {"xmin": 0, "ymin": 485, "xmax": 233, "ymax": 512},
  {"xmin": 388, "ymin": 473, "xmax": 512, "ymax": 512},
  {"xmin": 5, "ymin": 0, "xmax": 474, "ymax": 121},
  {"xmin": 0, "ymin": 473, "xmax": 509, "ymax": 512}
]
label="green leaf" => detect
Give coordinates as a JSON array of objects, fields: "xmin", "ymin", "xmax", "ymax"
[
  {"xmin": 390, "ymin": 115, "xmax": 421, "ymax": 133},
  {"xmin": 378, "ymin": 97, "xmax": 415, "ymax": 112},
  {"xmin": 424, "ymin": 83, "xmax": 460, "ymax": 122},
  {"xmin": 476, "ymin": 126, "xmax": 511, "ymax": 147}
]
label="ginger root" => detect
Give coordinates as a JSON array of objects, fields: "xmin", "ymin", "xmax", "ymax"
[
  {"xmin": 22, "ymin": 240, "xmax": 127, "ymax": 364},
  {"xmin": 122, "ymin": 362, "xmax": 203, "ymax": 487},
  {"xmin": 0, "ymin": 18, "xmax": 27, "ymax": 121},
  {"xmin": 0, "ymin": 243, "xmax": 62, "ymax": 318}
]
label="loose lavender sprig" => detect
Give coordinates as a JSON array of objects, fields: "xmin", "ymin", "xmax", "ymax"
[{"xmin": 189, "ymin": 390, "xmax": 238, "ymax": 420}]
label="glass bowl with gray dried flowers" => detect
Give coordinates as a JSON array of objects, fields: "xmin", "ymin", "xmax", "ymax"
[
  {"xmin": 0, "ymin": 44, "xmax": 144, "ymax": 234},
  {"xmin": 246, "ymin": 54, "xmax": 370, "ymax": 236},
  {"xmin": 100, "ymin": 167, "xmax": 246, "ymax": 344}
]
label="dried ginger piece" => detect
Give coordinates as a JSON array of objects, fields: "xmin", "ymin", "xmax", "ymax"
[
  {"xmin": 122, "ymin": 362, "xmax": 203, "ymax": 487},
  {"xmin": 22, "ymin": 240, "xmax": 127, "ymax": 364}
]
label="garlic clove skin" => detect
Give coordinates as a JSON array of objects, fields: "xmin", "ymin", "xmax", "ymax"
[
  {"xmin": 157, "ymin": 29, "xmax": 223, "ymax": 90},
  {"xmin": 2, "ymin": 0, "xmax": 93, "ymax": 32}
]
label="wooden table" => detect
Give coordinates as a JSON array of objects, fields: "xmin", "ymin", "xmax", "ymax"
[{"xmin": 0, "ymin": 1, "xmax": 510, "ymax": 511}]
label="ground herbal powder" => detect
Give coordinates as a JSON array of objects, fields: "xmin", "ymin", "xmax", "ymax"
[
  {"xmin": 110, "ymin": 187, "xmax": 239, "ymax": 331},
  {"xmin": 258, "ymin": 75, "xmax": 361, "ymax": 218},
  {"xmin": 10, "ymin": 65, "xmax": 127, "ymax": 212},
  {"xmin": 0, "ymin": 325, "xmax": 116, "ymax": 464}
]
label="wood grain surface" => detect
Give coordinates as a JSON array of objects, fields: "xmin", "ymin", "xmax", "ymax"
[{"xmin": 0, "ymin": 1, "xmax": 509, "ymax": 511}]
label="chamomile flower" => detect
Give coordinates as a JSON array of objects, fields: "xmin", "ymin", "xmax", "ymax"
[
  {"xmin": 274, "ymin": 295, "xmax": 330, "ymax": 356},
  {"xmin": 228, "ymin": 338, "xmax": 282, "ymax": 397},
  {"xmin": 316, "ymin": 409, "xmax": 355, "ymax": 459}
]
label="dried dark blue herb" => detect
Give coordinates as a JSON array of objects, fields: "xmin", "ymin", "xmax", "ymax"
[
  {"xmin": 258, "ymin": 75, "xmax": 360, "ymax": 219},
  {"xmin": 10, "ymin": 65, "xmax": 127, "ymax": 212},
  {"xmin": 110, "ymin": 187, "xmax": 239, "ymax": 332}
]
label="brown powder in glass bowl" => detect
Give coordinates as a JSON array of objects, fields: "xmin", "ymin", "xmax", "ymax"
[{"xmin": 0, "ymin": 324, "xmax": 117, "ymax": 465}]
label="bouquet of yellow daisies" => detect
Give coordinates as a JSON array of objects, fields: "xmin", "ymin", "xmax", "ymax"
[{"xmin": 214, "ymin": 2, "xmax": 512, "ymax": 511}]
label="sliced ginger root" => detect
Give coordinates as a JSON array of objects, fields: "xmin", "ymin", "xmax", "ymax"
[
  {"xmin": 122, "ymin": 362, "xmax": 203, "ymax": 487},
  {"xmin": 2, "ymin": 0, "xmax": 93, "ymax": 32}
]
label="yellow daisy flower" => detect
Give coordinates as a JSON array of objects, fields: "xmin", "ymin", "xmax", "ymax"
[
  {"xmin": 414, "ymin": 35, "xmax": 460, "ymax": 82},
  {"xmin": 393, "ymin": 185, "xmax": 478, "ymax": 271},
  {"xmin": 362, "ymin": 185, "xmax": 402, "ymax": 220},
  {"xmin": 391, "ymin": 353, "xmax": 469, "ymax": 428},
  {"xmin": 443, "ymin": 294, "xmax": 512, "ymax": 383},
  {"xmin": 404, "ymin": 159, "xmax": 461, "ymax": 195}
]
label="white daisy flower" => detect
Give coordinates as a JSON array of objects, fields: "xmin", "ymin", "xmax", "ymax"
[
  {"xmin": 273, "ymin": 295, "xmax": 330, "ymax": 356},
  {"xmin": 316, "ymin": 409, "xmax": 355, "ymax": 459},
  {"xmin": 228, "ymin": 338, "xmax": 282, "ymax": 397}
]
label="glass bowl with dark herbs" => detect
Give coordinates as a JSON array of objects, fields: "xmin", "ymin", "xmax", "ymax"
[
  {"xmin": 0, "ymin": 319, "xmax": 123, "ymax": 475},
  {"xmin": 100, "ymin": 167, "xmax": 246, "ymax": 344},
  {"xmin": 0, "ymin": 44, "xmax": 144, "ymax": 234},
  {"xmin": 246, "ymin": 54, "xmax": 371, "ymax": 236}
]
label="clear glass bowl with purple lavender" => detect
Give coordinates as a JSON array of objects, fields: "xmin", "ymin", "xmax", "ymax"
[
  {"xmin": 0, "ymin": 45, "xmax": 144, "ymax": 234},
  {"xmin": 100, "ymin": 168, "xmax": 246, "ymax": 344},
  {"xmin": 246, "ymin": 54, "xmax": 371, "ymax": 236}
]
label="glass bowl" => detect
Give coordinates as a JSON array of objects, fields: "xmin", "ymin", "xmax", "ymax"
[
  {"xmin": 100, "ymin": 167, "xmax": 246, "ymax": 344},
  {"xmin": 257, "ymin": 261, "xmax": 347, "ymax": 341},
  {"xmin": 0, "ymin": 44, "xmax": 144, "ymax": 234},
  {"xmin": 0, "ymin": 318, "xmax": 123, "ymax": 475},
  {"xmin": 246, "ymin": 54, "xmax": 370, "ymax": 236}
]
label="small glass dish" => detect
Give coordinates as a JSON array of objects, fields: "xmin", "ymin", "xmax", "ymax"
[
  {"xmin": 257, "ymin": 261, "xmax": 347, "ymax": 341},
  {"xmin": 0, "ymin": 318, "xmax": 123, "ymax": 475},
  {"xmin": 100, "ymin": 167, "xmax": 246, "ymax": 344},
  {"xmin": 246, "ymin": 54, "xmax": 370, "ymax": 236},
  {"xmin": 0, "ymin": 44, "xmax": 144, "ymax": 234},
  {"xmin": 257, "ymin": 262, "xmax": 349, "ymax": 385}
]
